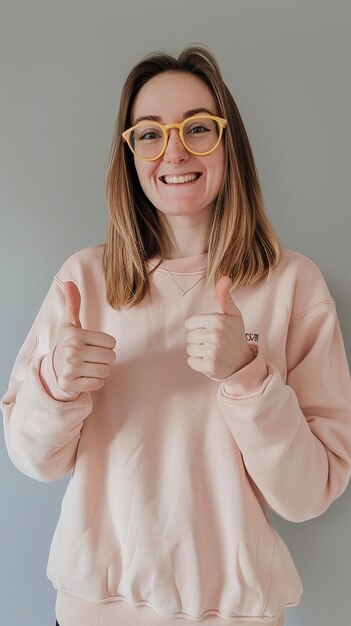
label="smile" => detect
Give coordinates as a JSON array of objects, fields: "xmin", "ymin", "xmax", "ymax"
[{"xmin": 160, "ymin": 173, "xmax": 202, "ymax": 185}]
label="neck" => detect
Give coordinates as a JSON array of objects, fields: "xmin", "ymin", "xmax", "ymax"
[
  {"xmin": 158, "ymin": 207, "xmax": 212, "ymax": 260},
  {"xmin": 165, "ymin": 248, "xmax": 208, "ymax": 259}
]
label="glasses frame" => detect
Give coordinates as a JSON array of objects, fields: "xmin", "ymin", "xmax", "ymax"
[{"xmin": 122, "ymin": 115, "xmax": 227, "ymax": 161}]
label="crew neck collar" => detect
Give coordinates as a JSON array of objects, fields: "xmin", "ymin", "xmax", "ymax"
[{"xmin": 147, "ymin": 252, "xmax": 208, "ymax": 273}]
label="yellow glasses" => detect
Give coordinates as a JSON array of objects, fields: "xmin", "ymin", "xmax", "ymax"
[{"xmin": 122, "ymin": 115, "xmax": 227, "ymax": 161}]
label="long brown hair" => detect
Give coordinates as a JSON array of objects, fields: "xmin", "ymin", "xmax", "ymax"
[{"xmin": 103, "ymin": 44, "xmax": 280, "ymax": 310}]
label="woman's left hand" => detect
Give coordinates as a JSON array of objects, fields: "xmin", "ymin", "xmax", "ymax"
[{"xmin": 185, "ymin": 276, "xmax": 255, "ymax": 379}]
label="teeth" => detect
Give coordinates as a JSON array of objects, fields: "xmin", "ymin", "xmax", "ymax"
[{"xmin": 163, "ymin": 173, "xmax": 199, "ymax": 184}]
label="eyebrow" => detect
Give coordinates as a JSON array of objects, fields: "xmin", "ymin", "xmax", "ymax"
[{"xmin": 132, "ymin": 108, "xmax": 216, "ymax": 125}]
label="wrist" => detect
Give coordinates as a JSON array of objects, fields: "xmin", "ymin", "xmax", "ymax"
[{"xmin": 212, "ymin": 350, "xmax": 269, "ymax": 398}]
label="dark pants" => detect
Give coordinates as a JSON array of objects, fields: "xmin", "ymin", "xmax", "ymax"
[{"xmin": 56, "ymin": 622, "xmax": 60, "ymax": 626}]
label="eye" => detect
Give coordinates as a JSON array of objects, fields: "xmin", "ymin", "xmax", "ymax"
[
  {"xmin": 140, "ymin": 131, "xmax": 162, "ymax": 140},
  {"xmin": 189, "ymin": 124, "xmax": 209, "ymax": 134},
  {"xmin": 134, "ymin": 125, "xmax": 163, "ymax": 142}
]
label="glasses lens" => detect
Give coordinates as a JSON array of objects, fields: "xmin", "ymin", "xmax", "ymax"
[
  {"xmin": 131, "ymin": 123, "xmax": 165, "ymax": 159},
  {"xmin": 183, "ymin": 117, "xmax": 221, "ymax": 154}
]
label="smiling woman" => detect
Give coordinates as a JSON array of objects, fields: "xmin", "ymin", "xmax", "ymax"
[
  {"xmin": 2, "ymin": 44, "xmax": 351, "ymax": 626},
  {"xmin": 103, "ymin": 47, "xmax": 281, "ymax": 310}
]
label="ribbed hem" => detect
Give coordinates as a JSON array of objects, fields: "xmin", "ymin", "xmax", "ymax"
[{"xmin": 56, "ymin": 591, "xmax": 284, "ymax": 626}]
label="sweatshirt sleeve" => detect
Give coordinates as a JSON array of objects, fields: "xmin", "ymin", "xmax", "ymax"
[
  {"xmin": 214, "ymin": 300, "xmax": 351, "ymax": 523},
  {"xmin": 1, "ymin": 270, "xmax": 93, "ymax": 483}
]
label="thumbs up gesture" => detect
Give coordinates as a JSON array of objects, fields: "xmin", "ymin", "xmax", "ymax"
[
  {"xmin": 184, "ymin": 277, "xmax": 255, "ymax": 380},
  {"xmin": 53, "ymin": 281, "xmax": 116, "ymax": 394}
]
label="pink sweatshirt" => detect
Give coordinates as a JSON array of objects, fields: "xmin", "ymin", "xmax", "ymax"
[{"xmin": 2, "ymin": 245, "xmax": 351, "ymax": 626}]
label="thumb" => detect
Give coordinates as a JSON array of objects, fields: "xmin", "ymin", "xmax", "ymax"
[
  {"xmin": 215, "ymin": 276, "xmax": 242, "ymax": 317},
  {"xmin": 61, "ymin": 281, "xmax": 82, "ymax": 329}
]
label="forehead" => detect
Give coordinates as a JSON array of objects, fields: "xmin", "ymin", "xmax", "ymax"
[{"xmin": 131, "ymin": 71, "xmax": 217, "ymax": 124}]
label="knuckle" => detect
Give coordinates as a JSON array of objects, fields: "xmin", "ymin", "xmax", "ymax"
[
  {"xmin": 57, "ymin": 376, "xmax": 68, "ymax": 390},
  {"xmin": 211, "ymin": 330, "xmax": 222, "ymax": 345},
  {"xmin": 65, "ymin": 346, "xmax": 76, "ymax": 363},
  {"xmin": 65, "ymin": 345, "xmax": 79, "ymax": 364},
  {"xmin": 211, "ymin": 317, "xmax": 221, "ymax": 330},
  {"xmin": 94, "ymin": 379, "xmax": 105, "ymax": 389},
  {"xmin": 60, "ymin": 372, "xmax": 72, "ymax": 384},
  {"xmin": 205, "ymin": 364, "xmax": 215, "ymax": 377},
  {"xmin": 65, "ymin": 328, "xmax": 80, "ymax": 343},
  {"xmin": 69, "ymin": 335, "xmax": 81, "ymax": 348},
  {"xmin": 205, "ymin": 345, "xmax": 214, "ymax": 357},
  {"xmin": 203, "ymin": 352, "xmax": 211, "ymax": 363}
]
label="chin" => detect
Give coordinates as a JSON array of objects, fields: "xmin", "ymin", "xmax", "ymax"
[{"xmin": 160, "ymin": 207, "xmax": 208, "ymax": 219}]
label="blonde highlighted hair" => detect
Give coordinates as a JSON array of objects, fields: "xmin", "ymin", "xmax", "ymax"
[{"xmin": 103, "ymin": 44, "xmax": 280, "ymax": 310}]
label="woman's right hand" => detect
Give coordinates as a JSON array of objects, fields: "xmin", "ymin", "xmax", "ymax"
[{"xmin": 53, "ymin": 281, "xmax": 116, "ymax": 394}]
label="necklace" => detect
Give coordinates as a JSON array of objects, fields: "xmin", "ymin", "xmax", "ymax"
[{"xmin": 160, "ymin": 264, "xmax": 206, "ymax": 296}]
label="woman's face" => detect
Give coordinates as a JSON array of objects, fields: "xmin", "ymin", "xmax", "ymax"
[{"xmin": 130, "ymin": 71, "xmax": 225, "ymax": 222}]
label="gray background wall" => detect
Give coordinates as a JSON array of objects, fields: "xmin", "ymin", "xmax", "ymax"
[{"xmin": 1, "ymin": 1, "xmax": 350, "ymax": 625}]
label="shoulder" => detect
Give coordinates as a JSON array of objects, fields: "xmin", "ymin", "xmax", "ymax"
[
  {"xmin": 277, "ymin": 248, "xmax": 324, "ymax": 276},
  {"xmin": 271, "ymin": 248, "xmax": 334, "ymax": 316},
  {"xmin": 54, "ymin": 244, "xmax": 105, "ymax": 283},
  {"xmin": 51, "ymin": 245, "xmax": 107, "ymax": 324}
]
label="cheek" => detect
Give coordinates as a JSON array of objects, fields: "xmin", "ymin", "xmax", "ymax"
[
  {"xmin": 134, "ymin": 159, "xmax": 144, "ymax": 184},
  {"xmin": 134, "ymin": 160, "xmax": 156, "ymax": 190},
  {"xmin": 218, "ymin": 146, "xmax": 225, "ymax": 176},
  {"xmin": 211, "ymin": 151, "xmax": 225, "ymax": 190}
]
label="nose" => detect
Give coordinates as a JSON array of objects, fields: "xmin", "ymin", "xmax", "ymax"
[{"xmin": 163, "ymin": 128, "xmax": 189, "ymax": 163}]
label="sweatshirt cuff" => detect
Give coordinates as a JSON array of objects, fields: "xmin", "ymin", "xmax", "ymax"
[
  {"xmin": 212, "ymin": 350, "xmax": 270, "ymax": 398},
  {"xmin": 39, "ymin": 347, "xmax": 80, "ymax": 402}
]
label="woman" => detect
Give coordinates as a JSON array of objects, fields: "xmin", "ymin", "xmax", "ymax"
[{"xmin": 2, "ymin": 45, "xmax": 351, "ymax": 626}]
